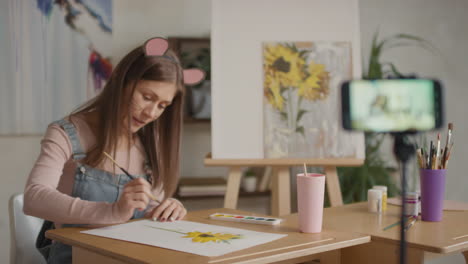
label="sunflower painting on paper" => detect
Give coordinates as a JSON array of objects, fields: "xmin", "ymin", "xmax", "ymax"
[
  {"xmin": 263, "ymin": 41, "xmax": 358, "ymax": 158},
  {"xmin": 145, "ymin": 225, "xmax": 243, "ymax": 244},
  {"xmin": 183, "ymin": 231, "xmax": 243, "ymax": 244}
]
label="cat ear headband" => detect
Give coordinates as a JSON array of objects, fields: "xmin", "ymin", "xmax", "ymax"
[{"xmin": 143, "ymin": 37, "xmax": 206, "ymax": 86}]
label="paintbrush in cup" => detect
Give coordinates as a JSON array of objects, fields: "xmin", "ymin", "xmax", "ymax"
[{"xmin": 103, "ymin": 151, "xmax": 160, "ymax": 203}]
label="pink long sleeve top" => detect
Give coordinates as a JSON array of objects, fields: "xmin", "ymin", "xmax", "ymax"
[{"xmin": 23, "ymin": 115, "xmax": 164, "ymax": 226}]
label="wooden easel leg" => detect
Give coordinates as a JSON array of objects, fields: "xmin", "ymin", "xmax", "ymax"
[
  {"xmin": 324, "ymin": 166, "xmax": 343, "ymax": 207},
  {"xmin": 224, "ymin": 166, "xmax": 242, "ymax": 209},
  {"xmin": 463, "ymin": 251, "xmax": 468, "ymax": 263},
  {"xmin": 258, "ymin": 166, "xmax": 272, "ymax": 192},
  {"xmin": 271, "ymin": 166, "xmax": 291, "ymax": 216}
]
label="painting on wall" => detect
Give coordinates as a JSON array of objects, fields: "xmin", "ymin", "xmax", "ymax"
[
  {"xmin": 1, "ymin": 0, "xmax": 112, "ymax": 134},
  {"xmin": 36, "ymin": 0, "xmax": 113, "ymax": 98},
  {"xmin": 263, "ymin": 41, "xmax": 362, "ymax": 158}
]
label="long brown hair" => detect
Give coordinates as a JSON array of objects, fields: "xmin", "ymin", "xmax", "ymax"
[{"xmin": 71, "ymin": 45, "xmax": 185, "ymax": 198}]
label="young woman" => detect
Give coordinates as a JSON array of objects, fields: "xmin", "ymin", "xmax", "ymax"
[{"xmin": 23, "ymin": 37, "xmax": 205, "ymax": 263}]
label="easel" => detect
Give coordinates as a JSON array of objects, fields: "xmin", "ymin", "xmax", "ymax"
[{"xmin": 204, "ymin": 153, "xmax": 364, "ymax": 216}]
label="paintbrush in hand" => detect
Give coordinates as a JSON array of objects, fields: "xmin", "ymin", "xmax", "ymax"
[{"xmin": 103, "ymin": 151, "xmax": 160, "ymax": 203}]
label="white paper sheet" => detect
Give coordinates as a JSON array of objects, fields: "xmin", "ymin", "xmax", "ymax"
[{"xmin": 81, "ymin": 220, "xmax": 287, "ymax": 257}]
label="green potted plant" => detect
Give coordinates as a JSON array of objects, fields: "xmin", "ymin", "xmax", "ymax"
[
  {"xmin": 242, "ymin": 168, "xmax": 257, "ymax": 193},
  {"xmin": 337, "ymin": 31, "xmax": 436, "ymax": 204}
]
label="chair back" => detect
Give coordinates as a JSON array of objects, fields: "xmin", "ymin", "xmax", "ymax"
[{"xmin": 9, "ymin": 193, "xmax": 46, "ymax": 264}]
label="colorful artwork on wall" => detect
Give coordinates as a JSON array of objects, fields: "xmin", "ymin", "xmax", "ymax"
[
  {"xmin": 36, "ymin": 0, "xmax": 113, "ymax": 98},
  {"xmin": 2, "ymin": 0, "xmax": 113, "ymax": 134}
]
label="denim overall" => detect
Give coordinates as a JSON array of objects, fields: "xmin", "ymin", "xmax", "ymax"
[{"xmin": 36, "ymin": 119, "xmax": 151, "ymax": 264}]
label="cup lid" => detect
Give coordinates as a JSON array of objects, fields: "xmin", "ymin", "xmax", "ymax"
[
  {"xmin": 368, "ymin": 189, "xmax": 382, "ymax": 199},
  {"xmin": 373, "ymin": 185, "xmax": 388, "ymax": 191}
]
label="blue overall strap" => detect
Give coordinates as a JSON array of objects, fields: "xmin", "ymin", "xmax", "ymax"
[{"xmin": 53, "ymin": 119, "xmax": 87, "ymax": 160}]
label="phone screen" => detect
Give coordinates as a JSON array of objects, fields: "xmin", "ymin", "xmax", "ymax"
[{"xmin": 342, "ymin": 79, "xmax": 442, "ymax": 132}]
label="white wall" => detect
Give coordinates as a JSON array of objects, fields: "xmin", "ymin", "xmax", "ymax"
[
  {"xmin": 113, "ymin": 0, "xmax": 211, "ymax": 62},
  {"xmin": 1, "ymin": 0, "xmax": 467, "ymax": 263},
  {"xmin": 0, "ymin": 136, "xmax": 42, "ymax": 263}
]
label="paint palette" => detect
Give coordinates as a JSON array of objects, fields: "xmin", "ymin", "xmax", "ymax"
[{"xmin": 209, "ymin": 213, "xmax": 282, "ymax": 225}]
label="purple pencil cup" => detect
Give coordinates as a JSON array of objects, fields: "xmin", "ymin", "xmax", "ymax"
[{"xmin": 420, "ymin": 169, "xmax": 446, "ymax": 222}]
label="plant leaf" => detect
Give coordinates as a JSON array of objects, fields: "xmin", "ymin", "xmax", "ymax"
[
  {"xmin": 296, "ymin": 126, "xmax": 305, "ymax": 136},
  {"xmin": 280, "ymin": 112, "xmax": 287, "ymax": 121},
  {"xmin": 296, "ymin": 109, "xmax": 307, "ymax": 123},
  {"xmin": 387, "ymin": 62, "xmax": 404, "ymax": 78}
]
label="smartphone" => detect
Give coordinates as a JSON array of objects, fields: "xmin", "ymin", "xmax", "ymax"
[{"xmin": 341, "ymin": 79, "xmax": 443, "ymax": 132}]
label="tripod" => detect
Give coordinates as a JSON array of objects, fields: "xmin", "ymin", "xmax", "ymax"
[{"xmin": 392, "ymin": 133, "xmax": 416, "ymax": 264}]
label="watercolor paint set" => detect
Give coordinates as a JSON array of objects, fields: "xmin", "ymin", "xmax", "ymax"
[{"xmin": 209, "ymin": 213, "xmax": 283, "ymax": 225}]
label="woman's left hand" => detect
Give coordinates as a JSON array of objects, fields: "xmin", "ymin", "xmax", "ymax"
[{"xmin": 148, "ymin": 198, "xmax": 187, "ymax": 222}]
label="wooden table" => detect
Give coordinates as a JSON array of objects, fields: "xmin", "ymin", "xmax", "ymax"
[
  {"xmin": 46, "ymin": 208, "xmax": 370, "ymax": 264},
  {"xmin": 320, "ymin": 202, "xmax": 468, "ymax": 264}
]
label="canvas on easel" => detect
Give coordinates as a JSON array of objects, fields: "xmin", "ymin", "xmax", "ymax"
[
  {"xmin": 211, "ymin": 0, "xmax": 364, "ymax": 159},
  {"xmin": 208, "ymin": 0, "xmax": 364, "ymax": 214}
]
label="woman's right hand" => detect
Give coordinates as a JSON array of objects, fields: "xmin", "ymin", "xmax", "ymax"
[{"xmin": 114, "ymin": 178, "xmax": 153, "ymax": 221}]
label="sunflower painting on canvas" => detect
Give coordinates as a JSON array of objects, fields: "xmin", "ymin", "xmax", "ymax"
[{"xmin": 263, "ymin": 41, "xmax": 359, "ymax": 158}]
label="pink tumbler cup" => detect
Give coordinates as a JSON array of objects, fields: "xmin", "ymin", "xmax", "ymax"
[{"xmin": 297, "ymin": 173, "xmax": 326, "ymax": 233}]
